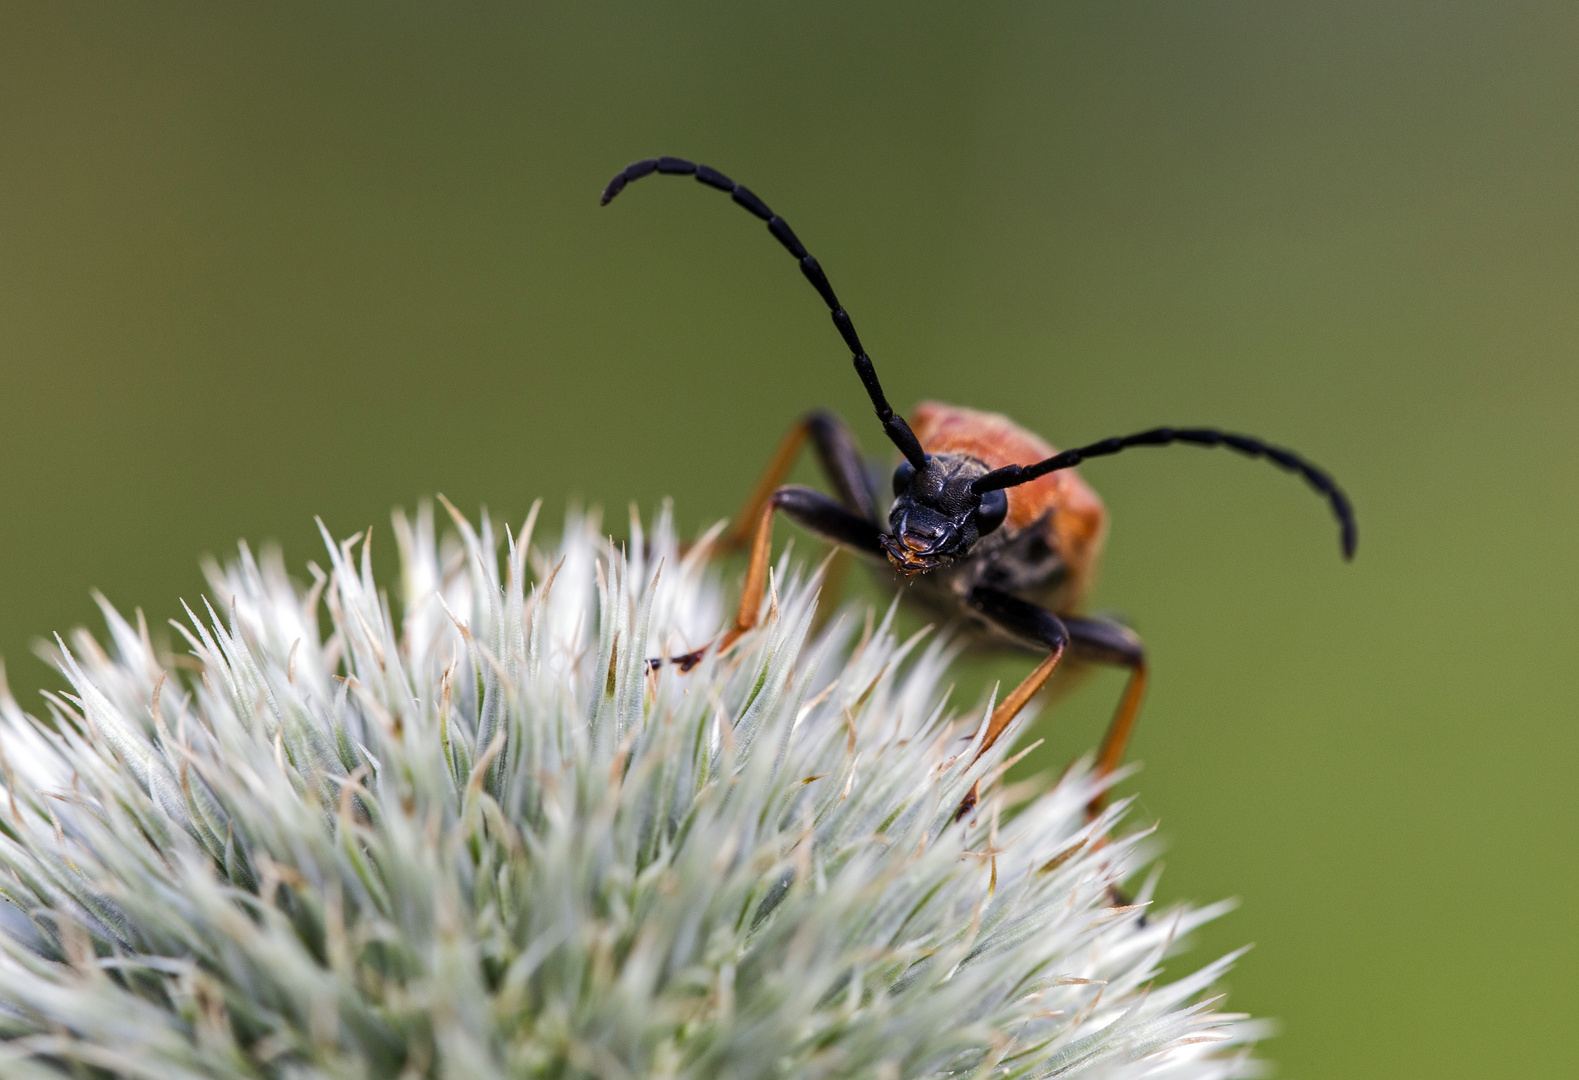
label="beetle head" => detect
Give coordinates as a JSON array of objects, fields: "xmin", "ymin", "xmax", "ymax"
[{"xmin": 882, "ymin": 454, "xmax": 1009, "ymax": 575}]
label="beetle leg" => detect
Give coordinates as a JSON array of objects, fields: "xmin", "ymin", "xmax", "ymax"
[
  {"xmin": 715, "ymin": 409, "xmax": 881, "ymax": 556},
  {"xmin": 721, "ymin": 486, "xmax": 885, "ymax": 652},
  {"xmin": 653, "ymin": 486, "xmax": 886, "ymax": 669},
  {"xmin": 654, "ymin": 410, "xmax": 879, "ymax": 667},
  {"xmin": 965, "ymin": 588, "xmax": 1071, "ymax": 757},
  {"xmin": 953, "ymin": 588, "xmax": 1070, "ymax": 819},
  {"xmin": 1060, "ymin": 616, "xmax": 1148, "ymax": 819}
]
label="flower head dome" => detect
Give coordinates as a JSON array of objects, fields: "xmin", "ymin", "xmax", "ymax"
[{"xmin": 0, "ymin": 501, "xmax": 1263, "ymax": 1079}]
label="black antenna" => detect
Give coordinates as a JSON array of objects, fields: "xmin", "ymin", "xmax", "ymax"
[
  {"xmin": 601, "ymin": 156, "xmax": 929, "ymax": 469},
  {"xmin": 971, "ymin": 426, "xmax": 1357, "ymax": 560}
]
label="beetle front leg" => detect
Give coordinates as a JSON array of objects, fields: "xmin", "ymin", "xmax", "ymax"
[
  {"xmin": 717, "ymin": 486, "xmax": 885, "ymax": 653},
  {"xmin": 653, "ymin": 486, "xmax": 886, "ymax": 669},
  {"xmin": 661, "ymin": 410, "xmax": 880, "ymax": 643}
]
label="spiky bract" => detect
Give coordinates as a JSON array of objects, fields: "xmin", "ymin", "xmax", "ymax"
[{"xmin": 0, "ymin": 502, "xmax": 1261, "ymax": 1079}]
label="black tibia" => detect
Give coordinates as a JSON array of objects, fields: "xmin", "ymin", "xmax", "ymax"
[
  {"xmin": 804, "ymin": 410, "xmax": 882, "ymax": 524},
  {"xmin": 966, "ymin": 587, "xmax": 1070, "ymax": 653},
  {"xmin": 600, "ymin": 156, "xmax": 928, "ymax": 468},
  {"xmin": 769, "ymin": 486, "xmax": 887, "ymax": 557},
  {"xmin": 971, "ymin": 425, "xmax": 1357, "ymax": 561}
]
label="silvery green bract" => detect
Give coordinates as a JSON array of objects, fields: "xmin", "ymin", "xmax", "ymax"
[{"xmin": 0, "ymin": 502, "xmax": 1262, "ymax": 1078}]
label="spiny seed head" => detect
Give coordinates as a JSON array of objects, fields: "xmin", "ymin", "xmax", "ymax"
[{"xmin": 0, "ymin": 500, "xmax": 1263, "ymax": 1078}]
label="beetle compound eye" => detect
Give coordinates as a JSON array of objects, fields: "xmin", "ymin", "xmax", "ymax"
[
  {"xmin": 974, "ymin": 489, "xmax": 1008, "ymax": 536},
  {"xmin": 892, "ymin": 459, "xmax": 916, "ymax": 496}
]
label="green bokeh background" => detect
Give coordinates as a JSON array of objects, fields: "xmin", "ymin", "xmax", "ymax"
[{"xmin": 2, "ymin": 3, "xmax": 1575, "ymax": 1075}]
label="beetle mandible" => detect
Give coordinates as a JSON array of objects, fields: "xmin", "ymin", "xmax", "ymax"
[{"xmin": 602, "ymin": 156, "xmax": 1356, "ymax": 817}]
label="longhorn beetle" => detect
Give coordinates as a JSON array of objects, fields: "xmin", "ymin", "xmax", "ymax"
[{"xmin": 602, "ymin": 156, "xmax": 1355, "ymax": 817}]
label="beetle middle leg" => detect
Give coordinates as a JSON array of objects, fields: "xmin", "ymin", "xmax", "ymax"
[
  {"xmin": 953, "ymin": 587, "xmax": 1070, "ymax": 819},
  {"xmin": 1060, "ymin": 616, "xmax": 1147, "ymax": 818}
]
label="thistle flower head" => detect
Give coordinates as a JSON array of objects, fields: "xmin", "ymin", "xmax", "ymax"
[{"xmin": 0, "ymin": 500, "xmax": 1263, "ymax": 1078}]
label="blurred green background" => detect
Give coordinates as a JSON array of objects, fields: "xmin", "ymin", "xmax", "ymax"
[{"xmin": 2, "ymin": 2, "xmax": 1575, "ymax": 1075}]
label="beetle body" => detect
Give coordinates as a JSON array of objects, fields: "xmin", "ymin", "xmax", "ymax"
[
  {"xmin": 901, "ymin": 401, "xmax": 1106, "ymax": 628},
  {"xmin": 600, "ymin": 155, "xmax": 1355, "ymax": 816}
]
